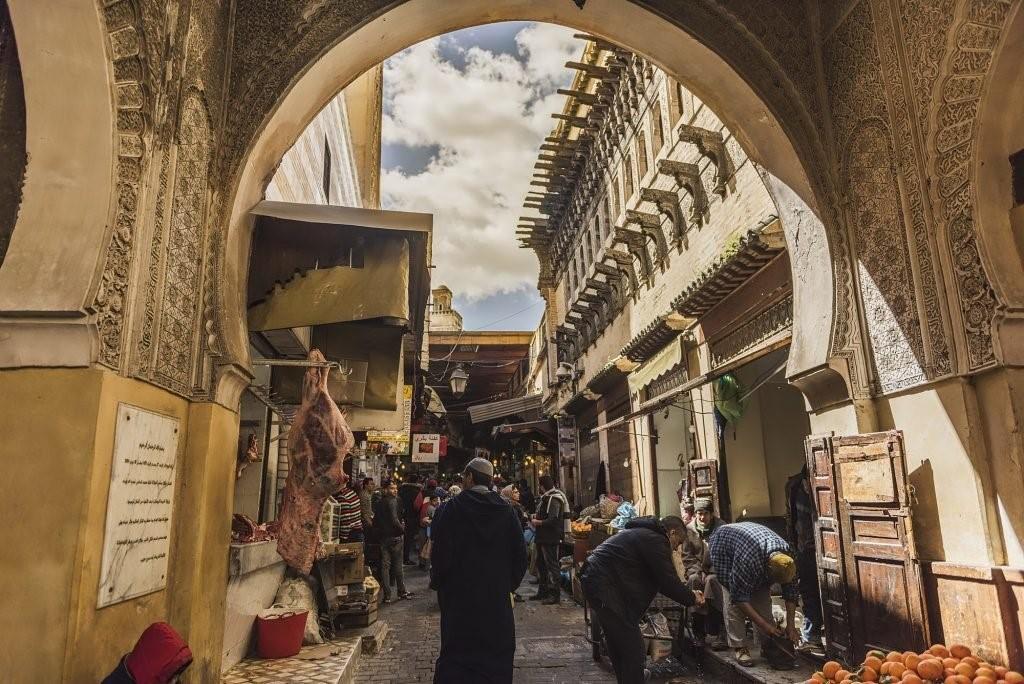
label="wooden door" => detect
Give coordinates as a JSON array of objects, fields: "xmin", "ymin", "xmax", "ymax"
[
  {"xmin": 605, "ymin": 399, "xmax": 634, "ymax": 500},
  {"xmin": 832, "ymin": 431, "xmax": 927, "ymax": 660},
  {"xmin": 805, "ymin": 435, "xmax": 853, "ymax": 664},
  {"xmin": 687, "ymin": 458, "xmax": 719, "ymax": 517}
]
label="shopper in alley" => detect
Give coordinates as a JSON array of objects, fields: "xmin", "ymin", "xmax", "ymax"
[
  {"xmin": 530, "ymin": 474, "xmax": 569, "ymax": 605},
  {"xmin": 580, "ymin": 516, "xmax": 702, "ymax": 684},
  {"xmin": 707, "ymin": 521, "xmax": 800, "ymax": 667},
  {"xmin": 374, "ymin": 479, "xmax": 413, "ymax": 604},
  {"xmin": 683, "ymin": 497, "xmax": 727, "ymax": 649},
  {"xmin": 429, "ymin": 457, "xmax": 527, "ymax": 684}
]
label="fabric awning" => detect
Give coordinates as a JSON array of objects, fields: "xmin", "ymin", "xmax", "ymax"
[
  {"xmin": 627, "ymin": 336, "xmax": 683, "ymax": 395},
  {"xmin": 248, "ymin": 238, "xmax": 410, "ymax": 331},
  {"xmin": 592, "ymin": 373, "xmax": 710, "ymax": 434},
  {"xmin": 467, "ymin": 393, "xmax": 543, "ymax": 424}
]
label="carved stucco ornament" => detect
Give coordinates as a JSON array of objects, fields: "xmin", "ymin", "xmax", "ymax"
[
  {"xmin": 604, "ymin": 250, "xmax": 639, "ymax": 296},
  {"xmin": 612, "ymin": 227, "xmax": 653, "ymax": 282}
]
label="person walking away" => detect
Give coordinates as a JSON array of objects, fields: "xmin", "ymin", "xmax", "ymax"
[
  {"xmin": 430, "ymin": 458, "xmax": 527, "ymax": 683},
  {"xmin": 786, "ymin": 466, "xmax": 824, "ymax": 655},
  {"xmin": 682, "ymin": 498, "xmax": 726, "ymax": 649},
  {"xmin": 708, "ymin": 521, "xmax": 799, "ymax": 667},
  {"xmin": 580, "ymin": 516, "xmax": 702, "ymax": 684},
  {"xmin": 332, "ymin": 479, "xmax": 364, "ymax": 542},
  {"xmin": 530, "ymin": 474, "xmax": 568, "ymax": 605},
  {"xmin": 374, "ymin": 479, "xmax": 414, "ymax": 604},
  {"xmin": 398, "ymin": 474, "xmax": 423, "ymax": 565}
]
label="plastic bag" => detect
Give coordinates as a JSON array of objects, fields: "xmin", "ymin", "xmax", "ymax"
[
  {"xmin": 273, "ymin": 577, "xmax": 323, "ymax": 645},
  {"xmin": 610, "ymin": 501, "xmax": 637, "ymax": 529}
]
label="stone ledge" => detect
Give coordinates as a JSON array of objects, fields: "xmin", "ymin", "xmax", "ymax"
[{"xmin": 228, "ymin": 541, "xmax": 283, "ymax": 577}]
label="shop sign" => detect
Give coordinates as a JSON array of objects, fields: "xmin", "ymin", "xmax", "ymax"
[
  {"xmin": 366, "ymin": 384, "xmax": 413, "ymax": 455},
  {"xmin": 557, "ymin": 415, "xmax": 578, "ymax": 466},
  {"xmin": 97, "ymin": 404, "xmax": 180, "ymax": 608},
  {"xmin": 411, "ymin": 433, "xmax": 441, "ymax": 463}
]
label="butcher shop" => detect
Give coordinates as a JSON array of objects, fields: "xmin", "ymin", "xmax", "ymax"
[{"xmin": 223, "ymin": 201, "xmax": 432, "ymax": 669}]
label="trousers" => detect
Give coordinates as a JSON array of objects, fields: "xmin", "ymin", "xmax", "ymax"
[
  {"xmin": 380, "ymin": 535, "xmax": 407, "ymax": 600},
  {"xmin": 536, "ymin": 543, "xmax": 560, "ymax": 595},
  {"xmin": 725, "ymin": 585, "xmax": 773, "ymax": 649},
  {"xmin": 592, "ymin": 605, "xmax": 646, "ymax": 683}
]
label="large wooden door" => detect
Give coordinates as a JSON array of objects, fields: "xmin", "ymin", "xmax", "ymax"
[
  {"xmin": 805, "ymin": 435, "xmax": 852, "ymax": 664},
  {"xmin": 832, "ymin": 431, "xmax": 928, "ymax": 660}
]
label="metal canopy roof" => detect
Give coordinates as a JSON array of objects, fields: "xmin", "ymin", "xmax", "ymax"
[{"xmin": 467, "ymin": 393, "xmax": 543, "ymax": 425}]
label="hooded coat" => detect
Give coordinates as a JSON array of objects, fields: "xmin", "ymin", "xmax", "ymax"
[
  {"xmin": 429, "ymin": 489, "xmax": 528, "ymax": 683},
  {"xmin": 580, "ymin": 516, "xmax": 696, "ymax": 623}
]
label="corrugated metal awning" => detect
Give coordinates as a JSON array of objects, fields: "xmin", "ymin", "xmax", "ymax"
[
  {"xmin": 592, "ymin": 373, "xmax": 710, "ymax": 434},
  {"xmin": 467, "ymin": 393, "xmax": 543, "ymax": 424}
]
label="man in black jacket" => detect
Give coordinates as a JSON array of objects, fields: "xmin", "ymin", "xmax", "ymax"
[
  {"xmin": 581, "ymin": 516, "xmax": 703, "ymax": 683},
  {"xmin": 397, "ymin": 474, "xmax": 423, "ymax": 564},
  {"xmin": 374, "ymin": 479, "xmax": 412, "ymax": 603},
  {"xmin": 430, "ymin": 458, "xmax": 527, "ymax": 683}
]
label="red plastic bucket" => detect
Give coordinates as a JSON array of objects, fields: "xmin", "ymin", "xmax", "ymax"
[{"xmin": 256, "ymin": 610, "xmax": 308, "ymax": 659}]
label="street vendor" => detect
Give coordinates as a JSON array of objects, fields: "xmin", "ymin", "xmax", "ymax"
[
  {"xmin": 681, "ymin": 497, "xmax": 726, "ymax": 649},
  {"xmin": 580, "ymin": 516, "xmax": 703, "ymax": 684},
  {"xmin": 707, "ymin": 521, "xmax": 799, "ymax": 668}
]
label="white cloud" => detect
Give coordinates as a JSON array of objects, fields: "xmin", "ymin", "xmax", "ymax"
[{"xmin": 380, "ymin": 23, "xmax": 582, "ymax": 300}]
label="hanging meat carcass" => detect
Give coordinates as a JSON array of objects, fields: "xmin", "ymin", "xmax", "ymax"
[{"xmin": 275, "ymin": 349, "xmax": 354, "ymax": 573}]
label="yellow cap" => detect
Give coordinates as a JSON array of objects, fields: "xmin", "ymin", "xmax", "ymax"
[{"xmin": 767, "ymin": 551, "xmax": 796, "ymax": 584}]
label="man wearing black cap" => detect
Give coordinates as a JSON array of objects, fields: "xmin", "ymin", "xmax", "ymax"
[{"xmin": 429, "ymin": 457, "xmax": 527, "ymax": 683}]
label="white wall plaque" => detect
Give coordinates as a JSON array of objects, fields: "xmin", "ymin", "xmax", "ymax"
[{"xmin": 97, "ymin": 404, "xmax": 180, "ymax": 608}]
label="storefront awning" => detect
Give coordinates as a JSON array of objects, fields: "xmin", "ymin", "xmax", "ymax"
[
  {"xmin": 468, "ymin": 393, "xmax": 543, "ymax": 424},
  {"xmin": 627, "ymin": 336, "xmax": 684, "ymax": 396},
  {"xmin": 491, "ymin": 419, "xmax": 556, "ymax": 444},
  {"xmin": 591, "ymin": 373, "xmax": 710, "ymax": 434},
  {"xmin": 247, "ymin": 201, "xmax": 432, "ymax": 412}
]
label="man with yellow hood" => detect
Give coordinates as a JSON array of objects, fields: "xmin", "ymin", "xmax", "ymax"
[{"xmin": 708, "ymin": 521, "xmax": 799, "ymax": 668}]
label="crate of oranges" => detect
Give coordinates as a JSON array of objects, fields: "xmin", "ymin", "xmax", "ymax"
[{"xmin": 806, "ymin": 644, "xmax": 1023, "ymax": 684}]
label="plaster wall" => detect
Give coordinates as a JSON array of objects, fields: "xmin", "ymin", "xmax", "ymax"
[
  {"xmin": 0, "ymin": 367, "xmax": 239, "ymax": 682},
  {"xmin": 222, "ymin": 560, "xmax": 286, "ymax": 671},
  {"xmin": 652, "ymin": 404, "xmax": 692, "ymax": 516},
  {"xmin": 722, "ymin": 388, "xmax": 773, "ymax": 518},
  {"xmin": 265, "ymin": 92, "xmax": 362, "ymax": 207}
]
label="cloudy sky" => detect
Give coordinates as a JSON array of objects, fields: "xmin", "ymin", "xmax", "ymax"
[{"xmin": 380, "ymin": 22, "xmax": 583, "ymax": 331}]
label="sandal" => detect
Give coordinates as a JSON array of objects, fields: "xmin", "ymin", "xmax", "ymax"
[{"xmin": 735, "ymin": 647, "xmax": 753, "ymax": 666}]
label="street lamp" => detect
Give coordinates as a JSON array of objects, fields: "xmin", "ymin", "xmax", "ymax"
[{"xmin": 450, "ymin": 364, "xmax": 469, "ymax": 397}]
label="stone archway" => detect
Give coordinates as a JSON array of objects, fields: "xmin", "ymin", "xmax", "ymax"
[{"xmin": 217, "ymin": 0, "xmax": 841, "ymax": 406}]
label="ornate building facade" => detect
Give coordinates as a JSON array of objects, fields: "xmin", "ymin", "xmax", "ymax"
[{"xmin": 0, "ymin": 0, "xmax": 1022, "ymax": 680}]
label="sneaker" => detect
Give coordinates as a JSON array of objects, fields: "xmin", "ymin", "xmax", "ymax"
[
  {"xmin": 399, "ymin": 592, "xmax": 415, "ymax": 600},
  {"xmin": 735, "ymin": 647, "xmax": 753, "ymax": 666}
]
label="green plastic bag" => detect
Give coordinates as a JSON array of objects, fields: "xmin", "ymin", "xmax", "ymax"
[{"xmin": 714, "ymin": 373, "xmax": 747, "ymax": 424}]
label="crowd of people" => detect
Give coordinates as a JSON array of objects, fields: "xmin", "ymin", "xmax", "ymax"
[{"xmin": 324, "ymin": 458, "xmax": 821, "ymax": 683}]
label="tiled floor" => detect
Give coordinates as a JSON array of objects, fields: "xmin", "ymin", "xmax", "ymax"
[{"xmin": 222, "ymin": 637, "xmax": 361, "ymax": 684}]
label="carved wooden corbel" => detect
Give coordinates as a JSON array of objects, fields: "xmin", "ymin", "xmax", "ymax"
[
  {"xmin": 676, "ymin": 124, "xmax": 735, "ymax": 197},
  {"xmin": 612, "ymin": 227, "xmax": 653, "ymax": 282},
  {"xmin": 603, "ymin": 250, "xmax": 639, "ymax": 296},
  {"xmin": 656, "ymin": 158, "xmax": 709, "ymax": 224},
  {"xmin": 640, "ymin": 187, "xmax": 687, "ymax": 245},
  {"xmin": 594, "ymin": 263, "xmax": 628, "ymax": 309},
  {"xmin": 624, "ymin": 209, "xmax": 669, "ymax": 267}
]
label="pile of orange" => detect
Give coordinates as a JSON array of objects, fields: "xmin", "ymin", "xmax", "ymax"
[{"xmin": 806, "ymin": 644, "xmax": 1023, "ymax": 684}]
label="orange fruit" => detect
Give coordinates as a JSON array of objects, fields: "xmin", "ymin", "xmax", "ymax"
[
  {"xmin": 931, "ymin": 645, "xmax": 952, "ymax": 659},
  {"xmin": 919, "ymin": 659, "xmax": 945, "ymax": 681},
  {"xmin": 840, "ymin": 680, "xmax": 853, "ymax": 684},
  {"xmin": 865, "ymin": 658, "xmax": 883, "ymax": 672},
  {"xmin": 945, "ymin": 677, "xmax": 971, "ymax": 684},
  {"xmin": 1004, "ymin": 675, "xmax": 1024, "ymax": 684},
  {"xmin": 904, "ymin": 674, "xmax": 924, "ymax": 684},
  {"xmin": 976, "ymin": 678, "xmax": 996, "ymax": 684},
  {"xmin": 836, "ymin": 670, "xmax": 852, "ymax": 683},
  {"xmin": 813, "ymin": 673, "xmax": 828, "ymax": 682},
  {"xmin": 889, "ymin": 653, "xmax": 907, "ymax": 663},
  {"xmin": 950, "ymin": 645, "xmax": 972, "ymax": 660},
  {"xmin": 963, "ymin": 659, "xmax": 980, "ymax": 669},
  {"xmin": 994, "ymin": 669, "xmax": 1008, "ymax": 679},
  {"xmin": 948, "ymin": 670, "xmax": 960, "ymax": 679},
  {"xmin": 889, "ymin": 664, "xmax": 908, "ymax": 679},
  {"xmin": 824, "ymin": 662, "xmax": 842, "ymax": 680},
  {"xmin": 906, "ymin": 655, "xmax": 924, "ymax": 672},
  {"xmin": 947, "ymin": 659, "xmax": 965, "ymax": 671},
  {"xmin": 956, "ymin": 665, "xmax": 978, "ymax": 678},
  {"xmin": 861, "ymin": 667, "xmax": 880, "ymax": 682}
]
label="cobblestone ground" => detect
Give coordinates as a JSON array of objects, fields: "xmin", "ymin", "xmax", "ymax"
[{"xmin": 355, "ymin": 570, "xmax": 705, "ymax": 683}]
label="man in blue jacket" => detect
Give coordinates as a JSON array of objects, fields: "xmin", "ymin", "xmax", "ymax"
[{"xmin": 580, "ymin": 516, "xmax": 702, "ymax": 683}]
